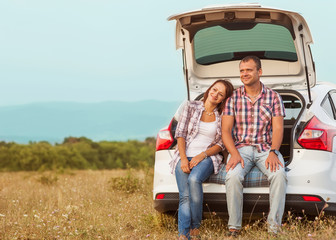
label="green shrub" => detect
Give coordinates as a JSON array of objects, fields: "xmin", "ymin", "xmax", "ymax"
[
  {"xmin": 37, "ymin": 174, "xmax": 58, "ymax": 185},
  {"xmin": 109, "ymin": 168, "xmax": 145, "ymax": 193},
  {"xmin": 0, "ymin": 137, "xmax": 156, "ymax": 171}
]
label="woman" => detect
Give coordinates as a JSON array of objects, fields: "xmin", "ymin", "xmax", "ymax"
[{"xmin": 169, "ymin": 79, "xmax": 234, "ymax": 240}]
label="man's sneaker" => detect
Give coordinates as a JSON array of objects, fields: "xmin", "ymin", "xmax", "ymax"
[{"xmin": 226, "ymin": 229, "xmax": 240, "ymax": 238}]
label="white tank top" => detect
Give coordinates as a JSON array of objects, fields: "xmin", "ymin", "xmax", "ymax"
[{"xmin": 186, "ymin": 120, "xmax": 217, "ymax": 157}]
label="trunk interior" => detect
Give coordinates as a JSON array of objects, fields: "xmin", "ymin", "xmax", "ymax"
[{"xmin": 278, "ymin": 91, "xmax": 305, "ymax": 165}]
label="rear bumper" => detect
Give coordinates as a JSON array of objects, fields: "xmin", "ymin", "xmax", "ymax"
[{"xmin": 154, "ymin": 193, "xmax": 336, "ymax": 216}]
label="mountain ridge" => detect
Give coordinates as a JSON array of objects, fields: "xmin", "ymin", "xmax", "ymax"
[{"xmin": 0, "ymin": 100, "xmax": 181, "ymax": 143}]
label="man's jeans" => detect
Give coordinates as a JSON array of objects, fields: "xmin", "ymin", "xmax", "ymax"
[
  {"xmin": 225, "ymin": 146, "xmax": 287, "ymax": 233},
  {"xmin": 175, "ymin": 157, "xmax": 214, "ymax": 238}
]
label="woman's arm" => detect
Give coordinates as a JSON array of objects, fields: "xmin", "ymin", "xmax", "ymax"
[
  {"xmin": 189, "ymin": 144, "xmax": 222, "ymax": 170},
  {"xmin": 175, "ymin": 102, "xmax": 190, "ymax": 140},
  {"xmin": 177, "ymin": 137, "xmax": 190, "ymax": 173}
]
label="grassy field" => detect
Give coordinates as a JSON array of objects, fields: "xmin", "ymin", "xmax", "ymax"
[{"xmin": 0, "ymin": 169, "xmax": 335, "ymax": 239}]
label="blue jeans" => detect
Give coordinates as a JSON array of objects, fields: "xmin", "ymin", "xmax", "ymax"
[
  {"xmin": 225, "ymin": 146, "xmax": 287, "ymax": 233},
  {"xmin": 175, "ymin": 157, "xmax": 214, "ymax": 238}
]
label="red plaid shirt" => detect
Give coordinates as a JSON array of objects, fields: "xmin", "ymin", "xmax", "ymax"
[{"xmin": 223, "ymin": 83, "xmax": 285, "ymax": 152}]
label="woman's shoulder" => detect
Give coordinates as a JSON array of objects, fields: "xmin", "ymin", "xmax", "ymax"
[{"xmin": 187, "ymin": 100, "xmax": 204, "ymax": 108}]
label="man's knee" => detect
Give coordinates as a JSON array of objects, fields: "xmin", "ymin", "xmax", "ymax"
[
  {"xmin": 225, "ymin": 170, "xmax": 244, "ymax": 185},
  {"xmin": 269, "ymin": 169, "xmax": 287, "ymax": 183}
]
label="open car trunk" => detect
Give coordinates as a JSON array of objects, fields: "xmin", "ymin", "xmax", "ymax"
[{"xmin": 167, "ymin": 4, "xmax": 313, "ymax": 186}]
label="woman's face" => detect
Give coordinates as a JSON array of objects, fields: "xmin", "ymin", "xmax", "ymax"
[{"xmin": 207, "ymin": 82, "xmax": 226, "ymax": 105}]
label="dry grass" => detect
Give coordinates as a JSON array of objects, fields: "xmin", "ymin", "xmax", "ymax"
[{"xmin": 0, "ymin": 169, "xmax": 335, "ymax": 239}]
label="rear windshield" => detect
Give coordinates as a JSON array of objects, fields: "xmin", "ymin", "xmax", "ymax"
[{"xmin": 194, "ymin": 23, "xmax": 297, "ymax": 65}]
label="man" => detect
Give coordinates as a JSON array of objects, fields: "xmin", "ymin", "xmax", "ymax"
[{"xmin": 222, "ymin": 55, "xmax": 287, "ymax": 236}]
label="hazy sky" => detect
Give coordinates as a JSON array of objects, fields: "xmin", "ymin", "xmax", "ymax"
[{"xmin": 0, "ymin": 0, "xmax": 335, "ymax": 106}]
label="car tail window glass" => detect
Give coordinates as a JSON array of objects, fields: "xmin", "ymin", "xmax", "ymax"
[
  {"xmin": 328, "ymin": 91, "xmax": 336, "ymax": 119},
  {"xmin": 321, "ymin": 94, "xmax": 335, "ymax": 119},
  {"xmin": 194, "ymin": 23, "xmax": 297, "ymax": 65},
  {"xmin": 282, "ymin": 95, "xmax": 302, "ymax": 121}
]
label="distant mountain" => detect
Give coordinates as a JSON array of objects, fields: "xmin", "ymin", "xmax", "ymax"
[{"xmin": 0, "ymin": 100, "xmax": 181, "ymax": 143}]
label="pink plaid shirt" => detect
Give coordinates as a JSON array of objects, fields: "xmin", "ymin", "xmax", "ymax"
[
  {"xmin": 223, "ymin": 83, "xmax": 285, "ymax": 152},
  {"xmin": 169, "ymin": 101, "xmax": 224, "ymax": 174}
]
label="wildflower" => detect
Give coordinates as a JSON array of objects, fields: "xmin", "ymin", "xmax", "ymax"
[
  {"xmin": 0, "ymin": 214, "xmax": 5, "ymax": 217},
  {"xmin": 146, "ymin": 234, "xmax": 150, "ymax": 237},
  {"xmin": 23, "ymin": 214, "xmax": 28, "ymax": 217}
]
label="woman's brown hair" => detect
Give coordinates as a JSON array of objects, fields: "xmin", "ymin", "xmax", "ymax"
[{"xmin": 203, "ymin": 79, "xmax": 234, "ymax": 114}]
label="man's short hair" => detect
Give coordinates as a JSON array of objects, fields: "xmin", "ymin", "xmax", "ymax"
[{"xmin": 240, "ymin": 56, "xmax": 262, "ymax": 70}]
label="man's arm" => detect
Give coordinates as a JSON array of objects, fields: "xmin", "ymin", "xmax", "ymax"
[
  {"xmin": 265, "ymin": 116, "xmax": 284, "ymax": 172},
  {"xmin": 222, "ymin": 115, "xmax": 244, "ymax": 172}
]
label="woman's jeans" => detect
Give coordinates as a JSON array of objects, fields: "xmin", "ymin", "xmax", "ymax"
[
  {"xmin": 175, "ymin": 157, "xmax": 214, "ymax": 238},
  {"xmin": 225, "ymin": 146, "xmax": 287, "ymax": 233}
]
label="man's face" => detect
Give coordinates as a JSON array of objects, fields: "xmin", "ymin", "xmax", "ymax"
[{"xmin": 239, "ymin": 59, "xmax": 262, "ymax": 87}]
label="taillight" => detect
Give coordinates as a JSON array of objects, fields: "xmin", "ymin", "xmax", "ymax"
[
  {"xmin": 298, "ymin": 116, "xmax": 336, "ymax": 152},
  {"xmin": 156, "ymin": 194, "xmax": 165, "ymax": 199},
  {"xmin": 156, "ymin": 119, "xmax": 174, "ymax": 151},
  {"xmin": 302, "ymin": 196, "xmax": 322, "ymax": 202}
]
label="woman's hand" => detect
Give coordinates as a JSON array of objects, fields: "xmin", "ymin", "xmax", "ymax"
[
  {"xmin": 189, "ymin": 154, "xmax": 205, "ymax": 169},
  {"xmin": 180, "ymin": 158, "xmax": 191, "ymax": 173}
]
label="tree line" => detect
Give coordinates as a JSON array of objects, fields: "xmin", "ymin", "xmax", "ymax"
[{"xmin": 0, "ymin": 137, "xmax": 156, "ymax": 171}]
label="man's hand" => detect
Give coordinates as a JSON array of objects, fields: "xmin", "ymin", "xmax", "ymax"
[
  {"xmin": 226, "ymin": 153, "xmax": 244, "ymax": 172},
  {"xmin": 265, "ymin": 152, "xmax": 284, "ymax": 172},
  {"xmin": 180, "ymin": 158, "xmax": 190, "ymax": 173},
  {"xmin": 189, "ymin": 154, "xmax": 204, "ymax": 169}
]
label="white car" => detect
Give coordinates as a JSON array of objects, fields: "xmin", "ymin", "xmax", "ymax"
[{"xmin": 153, "ymin": 4, "xmax": 336, "ymax": 217}]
